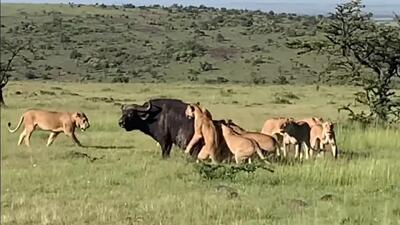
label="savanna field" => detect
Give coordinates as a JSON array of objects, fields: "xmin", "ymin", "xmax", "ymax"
[
  {"xmin": 1, "ymin": 82, "xmax": 399, "ymax": 225},
  {"xmin": 1, "ymin": 2, "xmax": 400, "ymax": 225}
]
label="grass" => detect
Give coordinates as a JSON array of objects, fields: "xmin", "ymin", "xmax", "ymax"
[{"xmin": 1, "ymin": 82, "xmax": 400, "ymax": 225}]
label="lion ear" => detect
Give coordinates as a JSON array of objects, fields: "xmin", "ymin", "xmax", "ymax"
[{"xmin": 72, "ymin": 112, "xmax": 79, "ymax": 119}]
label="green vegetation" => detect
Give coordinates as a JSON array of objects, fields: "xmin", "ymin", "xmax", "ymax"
[
  {"xmin": 288, "ymin": 0, "xmax": 400, "ymax": 124},
  {"xmin": 2, "ymin": 82, "xmax": 400, "ymax": 225}
]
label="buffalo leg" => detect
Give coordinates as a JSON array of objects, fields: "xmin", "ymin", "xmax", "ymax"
[{"xmin": 161, "ymin": 141, "xmax": 172, "ymax": 158}]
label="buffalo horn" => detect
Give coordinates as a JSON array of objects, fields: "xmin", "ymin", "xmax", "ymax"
[{"xmin": 135, "ymin": 101, "xmax": 152, "ymax": 112}]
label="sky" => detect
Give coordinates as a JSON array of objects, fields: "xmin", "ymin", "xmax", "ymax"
[{"xmin": 2, "ymin": 0, "xmax": 399, "ymax": 4}]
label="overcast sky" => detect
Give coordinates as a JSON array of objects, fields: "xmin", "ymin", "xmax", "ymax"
[{"xmin": 2, "ymin": 0, "xmax": 400, "ymax": 4}]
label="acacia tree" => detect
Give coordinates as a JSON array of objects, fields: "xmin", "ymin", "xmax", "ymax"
[
  {"xmin": 0, "ymin": 38, "xmax": 33, "ymax": 106},
  {"xmin": 288, "ymin": 0, "xmax": 400, "ymax": 124}
]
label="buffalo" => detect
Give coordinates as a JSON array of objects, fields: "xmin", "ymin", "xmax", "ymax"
[{"xmin": 118, "ymin": 98, "xmax": 231, "ymax": 161}]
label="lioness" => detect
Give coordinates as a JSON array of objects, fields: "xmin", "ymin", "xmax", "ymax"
[
  {"xmin": 280, "ymin": 120, "xmax": 311, "ymax": 160},
  {"xmin": 226, "ymin": 119, "xmax": 280, "ymax": 156},
  {"xmin": 310, "ymin": 121, "xmax": 338, "ymax": 158},
  {"xmin": 261, "ymin": 117, "xmax": 294, "ymax": 157},
  {"xmin": 296, "ymin": 117, "xmax": 323, "ymax": 128},
  {"xmin": 195, "ymin": 102, "xmax": 212, "ymax": 120},
  {"xmin": 184, "ymin": 103, "xmax": 218, "ymax": 163},
  {"xmin": 8, "ymin": 109, "xmax": 90, "ymax": 147},
  {"xmin": 221, "ymin": 123, "xmax": 267, "ymax": 164}
]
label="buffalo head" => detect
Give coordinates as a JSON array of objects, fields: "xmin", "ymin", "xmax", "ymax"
[{"xmin": 118, "ymin": 101, "xmax": 154, "ymax": 131}]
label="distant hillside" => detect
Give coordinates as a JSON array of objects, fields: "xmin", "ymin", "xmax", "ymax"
[
  {"xmin": 2, "ymin": 0, "xmax": 399, "ymax": 18},
  {"xmin": 1, "ymin": 3, "xmax": 391, "ymax": 85}
]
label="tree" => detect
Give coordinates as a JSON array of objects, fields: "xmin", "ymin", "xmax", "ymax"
[
  {"xmin": 288, "ymin": 0, "xmax": 400, "ymax": 124},
  {"xmin": 0, "ymin": 38, "xmax": 33, "ymax": 106}
]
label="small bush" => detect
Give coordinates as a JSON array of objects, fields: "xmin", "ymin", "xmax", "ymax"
[
  {"xmin": 70, "ymin": 49, "xmax": 82, "ymax": 59},
  {"xmin": 215, "ymin": 33, "xmax": 225, "ymax": 42},
  {"xmin": 194, "ymin": 162, "xmax": 273, "ymax": 181},
  {"xmin": 199, "ymin": 61, "xmax": 213, "ymax": 71},
  {"xmin": 111, "ymin": 76, "xmax": 129, "ymax": 83},
  {"xmin": 279, "ymin": 91, "xmax": 300, "ymax": 100},
  {"xmin": 24, "ymin": 71, "xmax": 38, "ymax": 79},
  {"xmin": 250, "ymin": 72, "xmax": 266, "ymax": 85},
  {"xmin": 273, "ymin": 75, "xmax": 289, "ymax": 85},
  {"xmin": 272, "ymin": 96, "xmax": 292, "ymax": 104}
]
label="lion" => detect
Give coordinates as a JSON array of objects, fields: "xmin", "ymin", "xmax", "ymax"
[
  {"xmin": 221, "ymin": 123, "xmax": 269, "ymax": 164},
  {"xmin": 260, "ymin": 117, "xmax": 294, "ymax": 157},
  {"xmin": 8, "ymin": 109, "xmax": 90, "ymax": 147},
  {"xmin": 195, "ymin": 102, "xmax": 212, "ymax": 120},
  {"xmin": 226, "ymin": 119, "xmax": 280, "ymax": 156},
  {"xmin": 279, "ymin": 120, "xmax": 312, "ymax": 160},
  {"xmin": 296, "ymin": 117, "xmax": 324, "ymax": 128},
  {"xmin": 184, "ymin": 103, "xmax": 218, "ymax": 163},
  {"xmin": 310, "ymin": 121, "xmax": 338, "ymax": 158}
]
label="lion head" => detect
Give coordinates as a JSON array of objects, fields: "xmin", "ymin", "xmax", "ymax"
[
  {"xmin": 279, "ymin": 117, "xmax": 295, "ymax": 133},
  {"xmin": 185, "ymin": 104, "xmax": 196, "ymax": 119},
  {"xmin": 73, "ymin": 112, "xmax": 90, "ymax": 131},
  {"xmin": 322, "ymin": 121, "xmax": 335, "ymax": 137}
]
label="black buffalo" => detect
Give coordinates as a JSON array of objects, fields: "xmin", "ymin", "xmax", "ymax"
[{"xmin": 118, "ymin": 98, "xmax": 231, "ymax": 161}]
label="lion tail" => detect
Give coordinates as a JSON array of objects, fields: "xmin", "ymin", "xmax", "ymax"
[{"xmin": 8, "ymin": 115, "xmax": 24, "ymax": 133}]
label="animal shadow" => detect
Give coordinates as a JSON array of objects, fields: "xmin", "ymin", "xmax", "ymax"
[
  {"xmin": 83, "ymin": 145, "xmax": 135, "ymax": 150},
  {"xmin": 340, "ymin": 150, "xmax": 371, "ymax": 160}
]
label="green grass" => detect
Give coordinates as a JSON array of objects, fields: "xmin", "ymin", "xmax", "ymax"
[{"xmin": 1, "ymin": 82, "xmax": 400, "ymax": 225}]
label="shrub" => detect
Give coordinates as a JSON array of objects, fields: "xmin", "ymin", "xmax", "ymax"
[
  {"xmin": 199, "ymin": 61, "xmax": 213, "ymax": 71},
  {"xmin": 112, "ymin": 76, "xmax": 129, "ymax": 83},
  {"xmin": 215, "ymin": 33, "xmax": 225, "ymax": 42},
  {"xmin": 24, "ymin": 71, "xmax": 38, "ymax": 79},
  {"xmin": 69, "ymin": 49, "xmax": 82, "ymax": 59},
  {"xmin": 272, "ymin": 96, "xmax": 292, "ymax": 104},
  {"xmin": 250, "ymin": 72, "xmax": 266, "ymax": 84},
  {"xmin": 273, "ymin": 75, "xmax": 289, "ymax": 85}
]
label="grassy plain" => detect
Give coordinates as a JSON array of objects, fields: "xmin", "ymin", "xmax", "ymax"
[{"xmin": 1, "ymin": 82, "xmax": 400, "ymax": 225}]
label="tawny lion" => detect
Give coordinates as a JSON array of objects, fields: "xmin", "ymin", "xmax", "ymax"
[
  {"xmin": 296, "ymin": 117, "xmax": 324, "ymax": 128},
  {"xmin": 221, "ymin": 123, "xmax": 268, "ymax": 164},
  {"xmin": 261, "ymin": 117, "xmax": 294, "ymax": 157},
  {"xmin": 226, "ymin": 119, "xmax": 280, "ymax": 156},
  {"xmin": 185, "ymin": 103, "xmax": 218, "ymax": 163},
  {"xmin": 8, "ymin": 109, "xmax": 90, "ymax": 147},
  {"xmin": 310, "ymin": 121, "xmax": 338, "ymax": 158}
]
